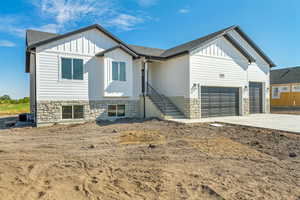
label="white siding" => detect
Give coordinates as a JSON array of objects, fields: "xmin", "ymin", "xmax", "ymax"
[
  {"xmin": 133, "ymin": 59, "xmax": 142, "ymax": 98},
  {"xmin": 149, "ymin": 54, "xmax": 190, "ymax": 97},
  {"xmin": 228, "ymin": 30, "xmax": 270, "ymax": 99},
  {"xmin": 35, "ymin": 28, "xmax": 138, "ymax": 101},
  {"xmin": 36, "ymin": 52, "xmax": 90, "ymax": 100},
  {"xmin": 190, "ymin": 34, "xmax": 271, "ymax": 113},
  {"xmin": 190, "ymin": 37, "xmax": 249, "ymax": 98},
  {"xmin": 103, "ymin": 48, "xmax": 134, "ymax": 98}
]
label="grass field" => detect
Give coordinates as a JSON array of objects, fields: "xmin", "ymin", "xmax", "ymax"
[{"xmin": 0, "ymin": 103, "xmax": 29, "ymax": 116}]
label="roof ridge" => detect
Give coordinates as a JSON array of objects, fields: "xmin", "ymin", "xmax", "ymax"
[
  {"xmin": 128, "ymin": 44, "xmax": 165, "ymax": 51},
  {"xmin": 164, "ymin": 25, "xmax": 236, "ymax": 52}
]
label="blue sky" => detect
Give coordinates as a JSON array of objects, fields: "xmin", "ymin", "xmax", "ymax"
[{"xmin": 0, "ymin": 0, "xmax": 299, "ymax": 99}]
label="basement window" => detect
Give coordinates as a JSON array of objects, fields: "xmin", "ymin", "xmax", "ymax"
[
  {"xmin": 62, "ymin": 105, "xmax": 84, "ymax": 119},
  {"xmin": 108, "ymin": 104, "xmax": 125, "ymax": 117}
]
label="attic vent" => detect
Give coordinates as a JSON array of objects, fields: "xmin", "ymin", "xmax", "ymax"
[{"xmin": 219, "ymin": 74, "xmax": 225, "ymax": 78}]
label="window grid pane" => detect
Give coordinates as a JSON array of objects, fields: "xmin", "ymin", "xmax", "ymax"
[
  {"xmin": 119, "ymin": 62, "xmax": 126, "ymax": 81},
  {"xmin": 73, "ymin": 59, "xmax": 84, "ymax": 80},
  {"xmin": 74, "ymin": 105, "xmax": 84, "ymax": 119},
  {"xmin": 62, "ymin": 106, "xmax": 73, "ymax": 119},
  {"xmin": 117, "ymin": 104, "xmax": 125, "ymax": 117},
  {"xmin": 62, "ymin": 58, "xmax": 72, "ymax": 79},
  {"xmin": 108, "ymin": 105, "xmax": 117, "ymax": 117},
  {"xmin": 112, "ymin": 62, "xmax": 119, "ymax": 81}
]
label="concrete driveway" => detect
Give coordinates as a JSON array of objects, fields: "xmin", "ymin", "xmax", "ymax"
[{"xmin": 170, "ymin": 114, "xmax": 300, "ymax": 133}]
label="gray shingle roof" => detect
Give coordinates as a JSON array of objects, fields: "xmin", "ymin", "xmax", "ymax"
[
  {"xmin": 160, "ymin": 26, "xmax": 236, "ymax": 57},
  {"xmin": 271, "ymin": 67, "xmax": 300, "ymax": 84},
  {"xmin": 96, "ymin": 44, "xmax": 138, "ymax": 58},
  {"xmin": 25, "ymin": 24, "xmax": 276, "ymax": 72},
  {"xmin": 127, "ymin": 44, "xmax": 165, "ymax": 57}
]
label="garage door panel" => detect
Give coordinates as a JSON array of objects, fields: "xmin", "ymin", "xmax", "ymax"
[
  {"xmin": 201, "ymin": 86, "xmax": 239, "ymax": 118},
  {"xmin": 249, "ymin": 82, "xmax": 263, "ymax": 114}
]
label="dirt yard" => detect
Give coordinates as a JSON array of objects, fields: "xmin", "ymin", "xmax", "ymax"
[{"xmin": 0, "ymin": 119, "xmax": 299, "ymax": 200}]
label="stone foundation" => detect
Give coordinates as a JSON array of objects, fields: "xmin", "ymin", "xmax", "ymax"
[
  {"xmin": 243, "ymin": 98, "xmax": 250, "ymax": 115},
  {"xmin": 36, "ymin": 100, "xmax": 140, "ymax": 125},
  {"xmin": 167, "ymin": 97, "xmax": 201, "ymax": 119},
  {"xmin": 185, "ymin": 98, "xmax": 201, "ymax": 119}
]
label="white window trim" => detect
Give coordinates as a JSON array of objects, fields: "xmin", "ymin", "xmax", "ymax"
[
  {"xmin": 61, "ymin": 105, "xmax": 84, "ymax": 120},
  {"xmin": 107, "ymin": 104, "xmax": 126, "ymax": 118},
  {"xmin": 111, "ymin": 61, "xmax": 126, "ymax": 82},
  {"xmin": 272, "ymin": 87, "xmax": 280, "ymax": 99},
  {"xmin": 58, "ymin": 55, "xmax": 85, "ymax": 83}
]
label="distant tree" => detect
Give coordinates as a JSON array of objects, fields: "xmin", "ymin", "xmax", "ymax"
[
  {"xmin": 23, "ymin": 97, "xmax": 30, "ymax": 103},
  {"xmin": 0, "ymin": 95, "xmax": 11, "ymax": 101}
]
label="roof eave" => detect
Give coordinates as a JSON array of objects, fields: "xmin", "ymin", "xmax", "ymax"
[
  {"xmin": 224, "ymin": 34, "xmax": 256, "ymax": 63},
  {"xmin": 27, "ymin": 24, "xmax": 139, "ymax": 56},
  {"xmin": 96, "ymin": 45, "xmax": 139, "ymax": 58},
  {"xmin": 234, "ymin": 26, "xmax": 276, "ymax": 67}
]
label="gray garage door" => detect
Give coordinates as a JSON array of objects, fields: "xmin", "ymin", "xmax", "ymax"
[
  {"xmin": 249, "ymin": 82, "xmax": 263, "ymax": 114},
  {"xmin": 201, "ymin": 86, "xmax": 240, "ymax": 118}
]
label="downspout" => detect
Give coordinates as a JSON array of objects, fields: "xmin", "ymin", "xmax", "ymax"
[
  {"xmin": 33, "ymin": 50, "xmax": 37, "ymax": 126},
  {"xmin": 28, "ymin": 49, "xmax": 37, "ymax": 126},
  {"xmin": 142, "ymin": 63, "xmax": 146, "ymax": 119},
  {"xmin": 142, "ymin": 59, "xmax": 149, "ymax": 119}
]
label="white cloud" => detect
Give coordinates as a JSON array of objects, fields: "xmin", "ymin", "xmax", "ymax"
[
  {"xmin": 179, "ymin": 8, "xmax": 190, "ymax": 14},
  {"xmin": 0, "ymin": 40, "xmax": 16, "ymax": 47},
  {"xmin": 106, "ymin": 14, "xmax": 144, "ymax": 31},
  {"xmin": 38, "ymin": 0, "xmax": 110, "ymax": 25},
  {"xmin": 35, "ymin": 0, "xmax": 146, "ymax": 31},
  {"xmin": 33, "ymin": 24, "xmax": 61, "ymax": 33},
  {"xmin": 136, "ymin": 0, "xmax": 157, "ymax": 7},
  {"xmin": 0, "ymin": 0, "xmax": 151, "ymax": 37}
]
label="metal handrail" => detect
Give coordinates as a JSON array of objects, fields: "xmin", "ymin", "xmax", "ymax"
[{"xmin": 147, "ymin": 82, "xmax": 166, "ymax": 113}]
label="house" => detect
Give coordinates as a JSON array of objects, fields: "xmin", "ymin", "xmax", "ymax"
[
  {"xmin": 25, "ymin": 24, "xmax": 275, "ymax": 126},
  {"xmin": 270, "ymin": 66, "xmax": 300, "ymax": 108}
]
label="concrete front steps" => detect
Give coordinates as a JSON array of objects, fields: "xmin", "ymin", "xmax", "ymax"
[{"xmin": 148, "ymin": 95, "xmax": 185, "ymax": 119}]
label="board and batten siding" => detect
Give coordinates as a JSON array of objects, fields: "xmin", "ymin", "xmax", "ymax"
[{"xmin": 35, "ymin": 28, "xmax": 140, "ymax": 101}]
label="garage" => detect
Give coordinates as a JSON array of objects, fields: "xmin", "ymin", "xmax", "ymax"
[
  {"xmin": 201, "ymin": 86, "xmax": 240, "ymax": 118},
  {"xmin": 249, "ymin": 82, "xmax": 263, "ymax": 113}
]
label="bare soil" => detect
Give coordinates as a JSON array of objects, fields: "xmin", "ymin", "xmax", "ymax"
[{"xmin": 0, "ymin": 119, "xmax": 299, "ymax": 200}]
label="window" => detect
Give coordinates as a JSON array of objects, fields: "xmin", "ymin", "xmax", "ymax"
[
  {"xmin": 112, "ymin": 61, "xmax": 126, "ymax": 81},
  {"xmin": 108, "ymin": 105, "xmax": 126, "ymax": 117},
  {"xmin": 62, "ymin": 105, "xmax": 84, "ymax": 119},
  {"xmin": 280, "ymin": 86, "xmax": 289, "ymax": 92},
  {"xmin": 293, "ymin": 85, "xmax": 300, "ymax": 92},
  {"xmin": 272, "ymin": 87, "xmax": 280, "ymax": 99},
  {"xmin": 61, "ymin": 58, "xmax": 83, "ymax": 80},
  {"xmin": 62, "ymin": 106, "xmax": 73, "ymax": 119}
]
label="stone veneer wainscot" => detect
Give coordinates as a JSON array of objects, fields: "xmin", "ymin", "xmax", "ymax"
[{"xmin": 36, "ymin": 100, "xmax": 140, "ymax": 125}]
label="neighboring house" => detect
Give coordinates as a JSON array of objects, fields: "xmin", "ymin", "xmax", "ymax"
[
  {"xmin": 270, "ymin": 66, "xmax": 300, "ymax": 107},
  {"xmin": 25, "ymin": 24, "xmax": 275, "ymax": 126}
]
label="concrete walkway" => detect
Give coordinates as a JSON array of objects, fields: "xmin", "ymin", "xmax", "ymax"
[{"xmin": 169, "ymin": 114, "xmax": 300, "ymax": 134}]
